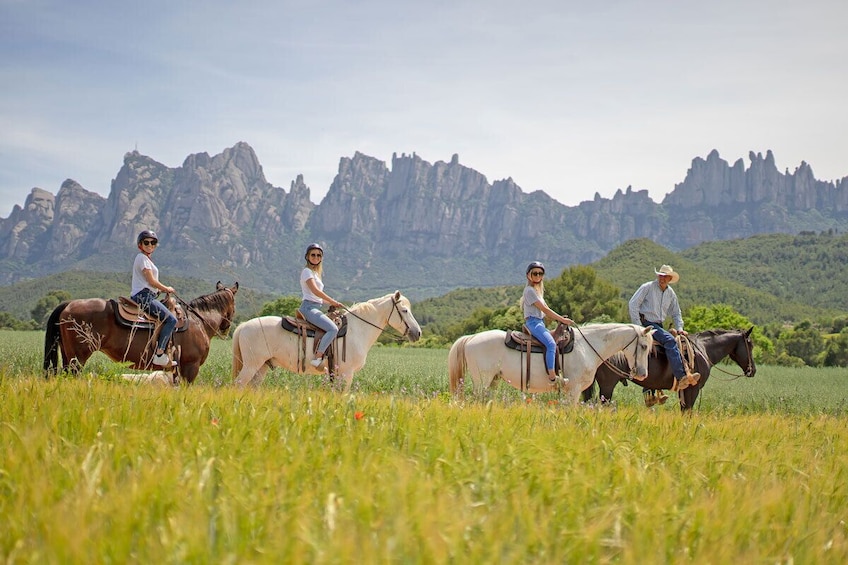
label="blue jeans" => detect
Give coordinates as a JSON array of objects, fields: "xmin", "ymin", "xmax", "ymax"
[
  {"xmin": 132, "ymin": 288, "xmax": 177, "ymax": 352},
  {"xmin": 643, "ymin": 322, "xmax": 686, "ymax": 379},
  {"xmin": 299, "ymin": 300, "xmax": 339, "ymax": 356},
  {"xmin": 525, "ymin": 316, "xmax": 556, "ymax": 372}
]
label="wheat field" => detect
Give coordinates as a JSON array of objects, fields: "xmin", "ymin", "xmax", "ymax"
[{"xmin": 1, "ymin": 330, "xmax": 847, "ymax": 563}]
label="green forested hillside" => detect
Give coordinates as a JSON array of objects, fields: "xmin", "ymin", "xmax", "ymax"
[
  {"xmin": 590, "ymin": 238, "xmax": 836, "ymax": 323},
  {"xmin": 413, "ymin": 285, "xmax": 522, "ymax": 335},
  {"xmin": 0, "ymin": 271, "xmax": 274, "ymax": 323},
  {"xmin": 679, "ymin": 232, "xmax": 848, "ymax": 311}
]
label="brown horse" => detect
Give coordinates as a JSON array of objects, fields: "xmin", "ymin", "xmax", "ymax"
[
  {"xmin": 582, "ymin": 328, "xmax": 756, "ymax": 411},
  {"xmin": 43, "ymin": 282, "xmax": 238, "ymax": 384}
]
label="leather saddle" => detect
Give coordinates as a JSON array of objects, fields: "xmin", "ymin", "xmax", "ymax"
[
  {"xmin": 504, "ymin": 322, "xmax": 574, "ymax": 354},
  {"xmin": 280, "ymin": 309, "xmax": 348, "ymax": 340},
  {"xmin": 111, "ymin": 296, "xmax": 187, "ymax": 332},
  {"xmin": 280, "ymin": 308, "xmax": 348, "ymax": 373}
]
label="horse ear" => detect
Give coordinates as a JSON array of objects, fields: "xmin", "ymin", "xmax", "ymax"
[
  {"xmin": 746, "ymin": 327, "xmax": 754, "ymax": 337},
  {"xmin": 216, "ymin": 281, "xmax": 223, "ymax": 290},
  {"xmin": 394, "ymin": 290, "xmax": 401, "ymax": 300},
  {"xmin": 232, "ymin": 282, "xmax": 239, "ymax": 293}
]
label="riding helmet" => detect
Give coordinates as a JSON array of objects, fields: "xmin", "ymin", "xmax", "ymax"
[
  {"xmin": 304, "ymin": 243, "xmax": 324, "ymax": 259},
  {"xmin": 526, "ymin": 261, "xmax": 545, "ymax": 275},
  {"xmin": 137, "ymin": 229, "xmax": 158, "ymax": 245}
]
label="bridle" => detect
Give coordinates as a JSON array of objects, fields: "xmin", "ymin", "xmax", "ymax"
[
  {"xmin": 341, "ymin": 295, "xmax": 411, "ymax": 343},
  {"xmin": 576, "ymin": 325, "xmax": 647, "ymax": 381},
  {"xmin": 173, "ymin": 287, "xmax": 235, "ymax": 339},
  {"xmin": 704, "ymin": 330, "xmax": 755, "ymax": 380}
]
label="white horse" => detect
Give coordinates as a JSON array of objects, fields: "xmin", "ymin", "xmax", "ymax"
[
  {"xmin": 232, "ymin": 291, "xmax": 421, "ymax": 391},
  {"xmin": 448, "ymin": 323, "xmax": 653, "ymax": 403}
]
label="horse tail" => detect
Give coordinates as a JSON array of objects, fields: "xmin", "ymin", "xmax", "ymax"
[
  {"xmin": 448, "ymin": 336, "xmax": 471, "ymax": 395},
  {"xmin": 43, "ymin": 301, "xmax": 70, "ymax": 377},
  {"xmin": 231, "ymin": 322, "xmax": 244, "ymax": 382}
]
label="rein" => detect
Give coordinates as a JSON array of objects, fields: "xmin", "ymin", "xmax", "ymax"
[
  {"xmin": 173, "ymin": 288, "xmax": 234, "ymax": 338},
  {"xmin": 689, "ymin": 331, "xmax": 754, "ymax": 381},
  {"xmin": 340, "ymin": 296, "xmax": 410, "ymax": 343},
  {"xmin": 575, "ymin": 325, "xmax": 642, "ymax": 381}
]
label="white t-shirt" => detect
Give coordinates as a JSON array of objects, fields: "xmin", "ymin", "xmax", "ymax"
[
  {"xmin": 131, "ymin": 253, "xmax": 158, "ymax": 296},
  {"xmin": 300, "ymin": 268, "xmax": 324, "ymax": 303}
]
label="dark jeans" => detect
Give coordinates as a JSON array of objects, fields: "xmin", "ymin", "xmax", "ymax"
[
  {"xmin": 132, "ymin": 288, "xmax": 177, "ymax": 352},
  {"xmin": 642, "ymin": 321, "xmax": 686, "ymax": 379}
]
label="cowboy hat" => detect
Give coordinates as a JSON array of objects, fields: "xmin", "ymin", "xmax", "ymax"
[{"xmin": 654, "ymin": 264, "xmax": 680, "ymax": 284}]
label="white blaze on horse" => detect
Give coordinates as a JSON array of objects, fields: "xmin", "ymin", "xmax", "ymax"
[
  {"xmin": 232, "ymin": 291, "xmax": 421, "ymax": 392},
  {"xmin": 448, "ymin": 323, "xmax": 653, "ymax": 404}
]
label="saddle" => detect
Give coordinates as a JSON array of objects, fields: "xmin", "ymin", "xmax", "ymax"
[
  {"xmin": 111, "ymin": 296, "xmax": 187, "ymax": 333},
  {"xmin": 503, "ymin": 322, "xmax": 574, "ymax": 390},
  {"xmin": 280, "ymin": 308, "xmax": 348, "ymax": 373}
]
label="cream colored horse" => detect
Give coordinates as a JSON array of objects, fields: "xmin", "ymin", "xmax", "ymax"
[
  {"xmin": 232, "ymin": 291, "xmax": 421, "ymax": 391},
  {"xmin": 448, "ymin": 323, "xmax": 653, "ymax": 403}
]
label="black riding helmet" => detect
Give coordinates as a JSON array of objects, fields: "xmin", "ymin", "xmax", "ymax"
[
  {"xmin": 526, "ymin": 261, "xmax": 545, "ymax": 275},
  {"xmin": 137, "ymin": 230, "xmax": 158, "ymax": 245},
  {"xmin": 304, "ymin": 243, "xmax": 324, "ymax": 260}
]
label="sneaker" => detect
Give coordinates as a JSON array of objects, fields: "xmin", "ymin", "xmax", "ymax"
[
  {"xmin": 310, "ymin": 357, "xmax": 324, "ymax": 368},
  {"xmin": 152, "ymin": 352, "xmax": 170, "ymax": 366}
]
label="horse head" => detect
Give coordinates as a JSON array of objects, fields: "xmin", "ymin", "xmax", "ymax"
[
  {"xmin": 729, "ymin": 327, "xmax": 756, "ymax": 378},
  {"xmin": 630, "ymin": 326, "xmax": 654, "ymax": 380},
  {"xmin": 387, "ymin": 291, "xmax": 422, "ymax": 342}
]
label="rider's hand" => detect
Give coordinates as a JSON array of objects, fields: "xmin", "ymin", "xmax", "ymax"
[
  {"xmin": 670, "ymin": 328, "xmax": 678, "ymax": 336},
  {"xmin": 163, "ymin": 285, "xmax": 175, "ymax": 294},
  {"xmin": 562, "ymin": 316, "xmax": 574, "ymax": 326},
  {"xmin": 678, "ymin": 330, "xmax": 688, "ymax": 336}
]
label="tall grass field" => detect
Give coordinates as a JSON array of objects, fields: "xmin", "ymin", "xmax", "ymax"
[{"xmin": 1, "ymin": 330, "xmax": 847, "ymax": 563}]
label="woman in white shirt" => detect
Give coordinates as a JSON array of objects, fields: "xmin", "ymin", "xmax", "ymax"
[
  {"xmin": 130, "ymin": 230, "xmax": 177, "ymax": 367},
  {"xmin": 299, "ymin": 243, "xmax": 345, "ymax": 368}
]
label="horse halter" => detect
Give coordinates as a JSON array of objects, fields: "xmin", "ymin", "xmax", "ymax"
[
  {"xmin": 577, "ymin": 325, "xmax": 645, "ymax": 381},
  {"xmin": 342, "ymin": 295, "xmax": 411, "ymax": 342},
  {"xmin": 174, "ymin": 287, "xmax": 235, "ymax": 338}
]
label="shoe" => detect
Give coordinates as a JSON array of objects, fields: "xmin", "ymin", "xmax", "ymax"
[
  {"xmin": 644, "ymin": 394, "xmax": 658, "ymax": 408},
  {"xmin": 310, "ymin": 357, "xmax": 324, "ymax": 368},
  {"xmin": 152, "ymin": 352, "xmax": 170, "ymax": 366},
  {"xmin": 688, "ymin": 372, "xmax": 701, "ymax": 383},
  {"xmin": 674, "ymin": 377, "xmax": 690, "ymax": 392},
  {"xmin": 657, "ymin": 391, "xmax": 669, "ymax": 404}
]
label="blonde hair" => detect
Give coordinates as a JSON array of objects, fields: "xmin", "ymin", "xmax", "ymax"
[
  {"xmin": 304, "ymin": 260, "xmax": 323, "ymax": 278},
  {"xmin": 519, "ymin": 278, "xmax": 544, "ymax": 309}
]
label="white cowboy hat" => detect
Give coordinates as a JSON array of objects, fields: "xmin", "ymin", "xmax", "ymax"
[{"xmin": 654, "ymin": 264, "xmax": 680, "ymax": 284}]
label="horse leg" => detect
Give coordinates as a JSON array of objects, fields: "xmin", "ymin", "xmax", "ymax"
[{"xmin": 180, "ymin": 362, "xmax": 201, "ymax": 385}]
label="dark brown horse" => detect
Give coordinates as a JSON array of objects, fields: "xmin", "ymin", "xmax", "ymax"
[
  {"xmin": 582, "ymin": 328, "xmax": 756, "ymax": 411},
  {"xmin": 43, "ymin": 282, "xmax": 238, "ymax": 384}
]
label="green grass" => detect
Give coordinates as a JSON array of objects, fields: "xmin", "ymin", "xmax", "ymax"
[{"xmin": 2, "ymin": 330, "xmax": 848, "ymax": 562}]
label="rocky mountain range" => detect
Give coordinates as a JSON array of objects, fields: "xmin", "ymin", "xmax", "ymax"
[{"xmin": 1, "ymin": 143, "xmax": 846, "ymax": 300}]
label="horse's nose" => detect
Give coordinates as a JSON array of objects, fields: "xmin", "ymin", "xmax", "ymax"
[{"xmin": 408, "ymin": 327, "xmax": 422, "ymax": 342}]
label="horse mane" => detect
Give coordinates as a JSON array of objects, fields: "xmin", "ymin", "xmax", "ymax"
[
  {"xmin": 348, "ymin": 293, "xmax": 399, "ymax": 317},
  {"xmin": 188, "ymin": 289, "xmax": 232, "ymax": 314},
  {"xmin": 605, "ymin": 351, "xmax": 629, "ymax": 370}
]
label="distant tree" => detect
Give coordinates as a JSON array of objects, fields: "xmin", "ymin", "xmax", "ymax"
[
  {"xmin": 0, "ymin": 311, "xmax": 39, "ymax": 330},
  {"xmin": 685, "ymin": 304, "xmax": 774, "ymax": 362},
  {"xmin": 822, "ymin": 328, "xmax": 848, "ymax": 367},
  {"xmin": 545, "ymin": 265, "xmax": 623, "ymax": 323},
  {"xmin": 259, "ymin": 296, "xmax": 301, "ymax": 317},
  {"xmin": 30, "ymin": 291, "xmax": 72, "ymax": 326},
  {"xmin": 778, "ymin": 321, "xmax": 826, "ymax": 367}
]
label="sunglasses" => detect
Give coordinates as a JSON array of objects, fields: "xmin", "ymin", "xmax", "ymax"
[
  {"xmin": 530, "ymin": 271, "xmax": 544, "ymax": 277},
  {"xmin": 309, "ymin": 253, "xmax": 323, "ymax": 258},
  {"xmin": 141, "ymin": 239, "xmax": 158, "ymax": 246}
]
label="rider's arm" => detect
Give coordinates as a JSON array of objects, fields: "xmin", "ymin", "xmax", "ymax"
[
  {"xmin": 305, "ymin": 278, "xmax": 343, "ymax": 308},
  {"xmin": 142, "ymin": 268, "xmax": 175, "ymax": 294},
  {"xmin": 533, "ymin": 300, "xmax": 573, "ymax": 326}
]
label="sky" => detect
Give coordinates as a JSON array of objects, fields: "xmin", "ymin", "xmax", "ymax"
[{"xmin": 2, "ymin": 0, "xmax": 847, "ymax": 218}]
